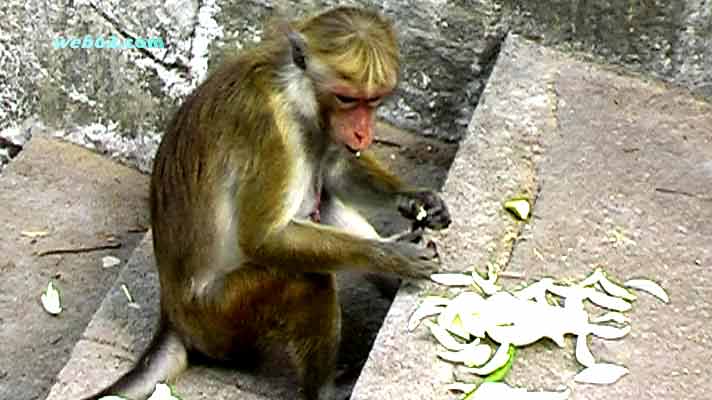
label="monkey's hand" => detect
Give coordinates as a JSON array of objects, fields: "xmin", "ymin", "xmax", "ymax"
[
  {"xmin": 376, "ymin": 240, "xmax": 440, "ymax": 279},
  {"xmin": 397, "ymin": 190, "xmax": 451, "ymax": 231}
]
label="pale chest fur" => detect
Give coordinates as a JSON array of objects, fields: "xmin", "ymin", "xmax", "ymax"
[
  {"xmin": 292, "ymin": 156, "xmax": 323, "ymax": 221},
  {"xmin": 284, "ymin": 145, "xmax": 325, "ymax": 222},
  {"xmin": 277, "ymin": 75, "xmax": 325, "ymax": 223}
]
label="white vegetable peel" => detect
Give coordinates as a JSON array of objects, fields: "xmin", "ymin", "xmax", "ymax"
[
  {"xmin": 598, "ymin": 275, "xmax": 637, "ymax": 301},
  {"xmin": 41, "ymin": 281, "xmax": 62, "ymax": 315},
  {"xmin": 574, "ymin": 363, "xmax": 629, "ymax": 385},
  {"xmin": 471, "ymin": 270, "xmax": 501, "ymax": 295},
  {"xmin": 99, "ymin": 383, "xmax": 181, "ymax": 400},
  {"xmin": 624, "ymin": 279, "xmax": 670, "ymax": 303},
  {"xmin": 147, "ymin": 383, "xmax": 180, "ymax": 400},
  {"xmin": 465, "ymin": 382, "xmax": 570, "ymax": 400},
  {"xmin": 408, "ymin": 304, "xmax": 445, "ymax": 331},
  {"xmin": 425, "ymin": 320, "xmax": 468, "ymax": 351},
  {"xmin": 431, "ymin": 273, "xmax": 474, "ymax": 287},
  {"xmin": 102, "ymin": 256, "xmax": 121, "ymax": 268},
  {"xmin": 437, "ymin": 342, "xmax": 492, "ymax": 367},
  {"xmin": 413, "ymin": 266, "xmax": 669, "ymax": 394},
  {"xmin": 575, "ymin": 335, "xmax": 596, "ymax": 367},
  {"xmin": 461, "ymin": 342, "xmax": 512, "ymax": 375},
  {"xmin": 415, "ymin": 205, "xmax": 427, "ymax": 221}
]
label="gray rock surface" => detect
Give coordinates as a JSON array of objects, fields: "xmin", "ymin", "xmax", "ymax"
[
  {"xmin": 502, "ymin": 0, "xmax": 712, "ymax": 98},
  {"xmin": 0, "ymin": 136, "xmax": 150, "ymax": 400},
  {"xmin": 1, "ymin": 0, "xmax": 498, "ymax": 174},
  {"xmin": 3, "ymin": 1, "xmax": 711, "ymax": 170},
  {"xmin": 0, "ymin": 0, "xmax": 712, "ymax": 171},
  {"xmin": 351, "ymin": 34, "xmax": 711, "ymax": 400}
]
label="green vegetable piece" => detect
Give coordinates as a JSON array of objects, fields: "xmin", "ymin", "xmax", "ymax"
[
  {"xmin": 461, "ymin": 346, "xmax": 516, "ymax": 400},
  {"xmin": 503, "ymin": 198, "xmax": 531, "ymax": 220},
  {"xmin": 483, "ymin": 345, "xmax": 516, "ymax": 383}
]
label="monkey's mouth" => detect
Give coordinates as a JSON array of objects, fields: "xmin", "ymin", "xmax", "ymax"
[{"xmin": 345, "ymin": 145, "xmax": 361, "ymax": 157}]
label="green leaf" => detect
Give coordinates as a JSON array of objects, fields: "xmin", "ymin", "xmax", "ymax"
[
  {"xmin": 503, "ymin": 198, "xmax": 531, "ymax": 220},
  {"xmin": 483, "ymin": 345, "xmax": 516, "ymax": 383},
  {"xmin": 461, "ymin": 346, "xmax": 516, "ymax": 400}
]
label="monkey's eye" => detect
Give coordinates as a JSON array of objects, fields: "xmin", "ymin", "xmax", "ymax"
[
  {"xmin": 335, "ymin": 94, "xmax": 358, "ymax": 104},
  {"xmin": 367, "ymin": 97, "xmax": 383, "ymax": 107}
]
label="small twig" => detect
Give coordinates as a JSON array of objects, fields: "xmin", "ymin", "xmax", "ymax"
[
  {"xmin": 37, "ymin": 242, "xmax": 122, "ymax": 257},
  {"xmin": 499, "ymin": 271, "xmax": 526, "ymax": 279},
  {"xmin": 127, "ymin": 226, "xmax": 149, "ymax": 233},
  {"xmin": 373, "ymin": 138, "xmax": 403, "ymax": 148},
  {"xmin": 655, "ymin": 187, "xmax": 712, "ymax": 201}
]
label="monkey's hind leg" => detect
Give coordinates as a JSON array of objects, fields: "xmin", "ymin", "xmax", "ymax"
[
  {"xmin": 217, "ymin": 268, "xmax": 341, "ymax": 400},
  {"xmin": 294, "ymin": 301, "xmax": 341, "ymax": 400},
  {"xmin": 271, "ymin": 275, "xmax": 341, "ymax": 400}
]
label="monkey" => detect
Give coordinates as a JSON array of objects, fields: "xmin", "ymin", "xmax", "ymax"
[{"xmin": 83, "ymin": 6, "xmax": 450, "ymax": 400}]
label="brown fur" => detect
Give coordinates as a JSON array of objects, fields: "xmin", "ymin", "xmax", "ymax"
[{"xmin": 84, "ymin": 7, "xmax": 449, "ymax": 400}]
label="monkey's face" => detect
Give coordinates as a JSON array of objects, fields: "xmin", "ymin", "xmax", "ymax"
[
  {"xmin": 290, "ymin": 8, "xmax": 399, "ymax": 152},
  {"xmin": 327, "ymin": 87, "xmax": 389, "ymax": 152}
]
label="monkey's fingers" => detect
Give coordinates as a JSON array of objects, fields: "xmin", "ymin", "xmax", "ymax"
[
  {"xmin": 398, "ymin": 191, "xmax": 451, "ymax": 231},
  {"xmin": 426, "ymin": 240, "xmax": 440, "ymax": 260},
  {"xmin": 407, "ymin": 241, "xmax": 438, "ymax": 263},
  {"xmin": 397, "ymin": 198, "xmax": 421, "ymax": 220},
  {"xmin": 408, "ymin": 242, "xmax": 441, "ymax": 279},
  {"xmin": 418, "ymin": 200, "xmax": 451, "ymax": 231},
  {"xmin": 386, "ymin": 240, "xmax": 439, "ymax": 278},
  {"xmin": 404, "ymin": 259, "xmax": 440, "ymax": 279},
  {"xmin": 387, "ymin": 228, "xmax": 424, "ymax": 243}
]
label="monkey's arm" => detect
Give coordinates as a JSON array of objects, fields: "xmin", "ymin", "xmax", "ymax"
[
  {"xmin": 235, "ymin": 158, "xmax": 436, "ymax": 278},
  {"xmin": 325, "ymin": 150, "xmax": 451, "ymax": 230},
  {"xmin": 241, "ymin": 219, "xmax": 436, "ymax": 278}
]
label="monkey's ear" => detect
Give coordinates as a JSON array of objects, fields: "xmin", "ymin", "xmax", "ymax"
[{"xmin": 287, "ymin": 30, "xmax": 308, "ymax": 70}]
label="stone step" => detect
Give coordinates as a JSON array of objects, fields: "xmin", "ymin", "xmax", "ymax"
[
  {"xmin": 0, "ymin": 136, "xmax": 150, "ymax": 400},
  {"xmin": 43, "ymin": 124, "xmax": 457, "ymax": 399},
  {"xmin": 351, "ymin": 34, "xmax": 712, "ymax": 400}
]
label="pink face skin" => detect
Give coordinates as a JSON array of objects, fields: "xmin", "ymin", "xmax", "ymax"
[{"xmin": 328, "ymin": 85, "xmax": 392, "ymax": 152}]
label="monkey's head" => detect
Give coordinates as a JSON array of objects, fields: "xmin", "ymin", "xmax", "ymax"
[{"xmin": 285, "ymin": 7, "xmax": 400, "ymax": 152}]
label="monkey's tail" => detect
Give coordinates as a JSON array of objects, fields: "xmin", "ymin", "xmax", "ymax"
[{"xmin": 83, "ymin": 325, "xmax": 188, "ymax": 400}]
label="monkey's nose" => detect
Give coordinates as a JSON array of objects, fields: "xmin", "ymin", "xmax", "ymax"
[{"xmin": 354, "ymin": 131, "xmax": 365, "ymax": 144}]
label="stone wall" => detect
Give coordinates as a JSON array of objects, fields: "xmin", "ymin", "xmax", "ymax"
[
  {"xmin": 1, "ymin": 0, "xmax": 710, "ymax": 172},
  {"xmin": 0, "ymin": 0, "xmax": 501, "ymax": 171}
]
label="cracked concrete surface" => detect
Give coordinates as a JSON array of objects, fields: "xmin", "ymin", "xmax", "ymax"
[
  {"xmin": 0, "ymin": 137, "xmax": 150, "ymax": 400},
  {"xmin": 351, "ymin": 35, "xmax": 711, "ymax": 400},
  {"xmin": 505, "ymin": 51, "xmax": 712, "ymax": 400}
]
